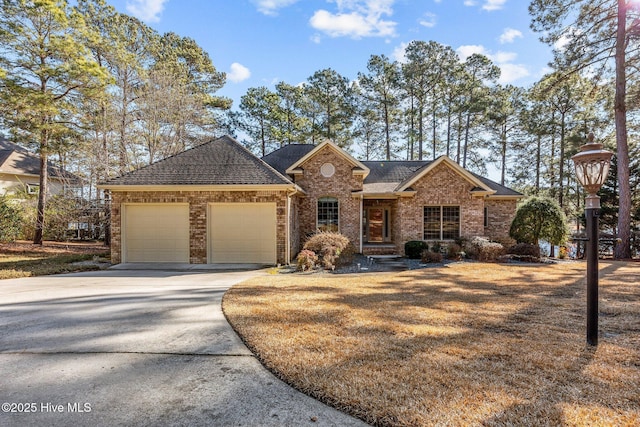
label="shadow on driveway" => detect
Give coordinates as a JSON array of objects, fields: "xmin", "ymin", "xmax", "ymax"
[{"xmin": 0, "ymin": 269, "xmax": 368, "ymax": 427}]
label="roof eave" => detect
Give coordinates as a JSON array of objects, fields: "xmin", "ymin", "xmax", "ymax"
[
  {"xmin": 98, "ymin": 184, "xmax": 298, "ymax": 192},
  {"xmin": 486, "ymin": 194, "xmax": 524, "ymax": 200},
  {"xmin": 397, "ymin": 156, "xmax": 492, "ymax": 192},
  {"xmin": 471, "ymin": 190, "xmax": 496, "ymax": 197},
  {"xmin": 285, "ymin": 140, "xmax": 371, "ymax": 178}
]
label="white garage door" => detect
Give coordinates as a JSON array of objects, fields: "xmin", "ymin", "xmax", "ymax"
[
  {"xmin": 209, "ymin": 203, "xmax": 277, "ymax": 264},
  {"xmin": 124, "ymin": 204, "xmax": 190, "ymax": 263}
]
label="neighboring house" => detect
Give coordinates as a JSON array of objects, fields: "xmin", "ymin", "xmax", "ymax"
[
  {"xmin": 99, "ymin": 135, "xmax": 523, "ymax": 265},
  {"xmin": 0, "ymin": 136, "xmax": 80, "ymax": 196}
]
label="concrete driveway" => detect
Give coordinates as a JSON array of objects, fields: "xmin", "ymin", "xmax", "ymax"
[{"xmin": 0, "ymin": 269, "xmax": 368, "ymax": 427}]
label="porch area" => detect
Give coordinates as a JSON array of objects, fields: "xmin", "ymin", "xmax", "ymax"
[{"xmin": 361, "ymin": 199, "xmax": 399, "ymax": 256}]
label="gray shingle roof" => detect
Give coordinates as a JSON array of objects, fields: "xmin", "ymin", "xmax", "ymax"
[
  {"xmin": 0, "ymin": 136, "xmax": 80, "ymax": 182},
  {"xmin": 361, "ymin": 160, "xmax": 427, "ymax": 183},
  {"xmin": 261, "ymin": 144, "xmax": 315, "ymax": 176},
  {"xmin": 470, "ymin": 172, "xmax": 523, "ymax": 197},
  {"xmin": 102, "ymin": 135, "xmax": 293, "ymax": 186}
]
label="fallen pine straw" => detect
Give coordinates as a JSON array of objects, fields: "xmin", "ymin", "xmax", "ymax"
[{"xmin": 223, "ymin": 261, "xmax": 640, "ymax": 427}]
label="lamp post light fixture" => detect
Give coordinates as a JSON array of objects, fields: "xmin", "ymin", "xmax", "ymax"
[{"xmin": 571, "ymin": 132, "xmax": 613, "ymax": 346}]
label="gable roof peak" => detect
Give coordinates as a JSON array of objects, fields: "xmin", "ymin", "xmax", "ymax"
[
  {"xmin": 396, "ymin": 155, "xmax": 493, "ymax": 193},
  {"xmin": 285, "ymin": 139, "xmax": 370, "ymax": 178},
  {"xmin": 100, "ymin": 134, "xmax": 295, "ymax": 187}
]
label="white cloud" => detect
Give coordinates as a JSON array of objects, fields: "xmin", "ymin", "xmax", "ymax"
[
  {"xmin": 126, "ymin": 0, "xmax": 168, "ymax": 22},
  {"xmin": 482, "ymin": 0, "xmax": 507, "ymax": 11},
  {"xmin": 392, "ymin": 41, "xmax": 409, "ymax": 63},
  {"xmin": 464, "ymin": 0, "xmax": 507, "ymax": 11},
  {"xmin": 493, "ymin": 51, "xmax": 517, "ymax": 63},
  {"xmin": 419, "ymin": 12, "xmax": 437, "ymax": 28},
  {"xmin": 498, "ymin": 63, "xmax": 529, "ymax": 84},
  {"xmin": 553, "ymin": 31, "xmax": 575, "ymax": 51},
  {"xmin": 499, "ymin": 28, "xmax": 523, "ymax": 44},
  {"xmin": 309, "ymin": 0, "xmax": 397, "ymax": 39},
  {"xmin": 456, "ymin": 44, "xmax": 529, "ymax": 84},
  {"xmin": 456, "ymin": 44, "xmax": 488, "ymax": 60},
  {"xmin": 228, "ymin": 63, "xmax": 251, "ymax": 83},
  {"xmin": 252, "ymin": 0, "xmax": 300, "ymax": 16}
]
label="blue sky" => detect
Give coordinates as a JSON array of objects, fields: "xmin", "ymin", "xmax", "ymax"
[{"xmin": 107, "ymin": 0, "xmax": 554, "ymax": 111}]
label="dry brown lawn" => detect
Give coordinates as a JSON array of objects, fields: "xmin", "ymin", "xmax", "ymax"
[
  {"xmin": 0, "ymin": 240, "xmax": 109, "ymax": 279},
  {"xmin": 223, "ymin": 261, "xmax": 640, "ymax": 427}
]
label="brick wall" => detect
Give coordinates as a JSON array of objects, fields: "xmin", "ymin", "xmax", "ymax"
[
  {"xmin": 294, "ymin": 146, "xmax": 363, "ymax": 248},
  {"xmin": 290, "ymin": 195, "xmax": 301, "ymax": 258},
  {"xmin": 110, "ymin": 190, "xmax": 289, "ymax": 264},
  {"xmin": 395, "ymin": 163, "xmax": 485, "ymax": 254},
  {"xmin": 484, "ymin": 198, "xmax": 518, "ymax": 244}
]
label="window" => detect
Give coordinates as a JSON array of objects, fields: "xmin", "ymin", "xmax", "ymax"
[
  {"xmin": 317, "ymin": 197, "xmax": 339, "ymax": 232},
  {"xmin": 484, "ymin": 207, "xmax": 489, "ymax": 227},
  {"xmin": 424, "ymin": 206, "xmax": 460, "ymax": 240},
  {"xmin": 26, "ymin": 183, "xmax": 40, "ymax": 195},
  {"xmin": 320, "ymin": 162, "xmax": 335, "ymax": 177}
]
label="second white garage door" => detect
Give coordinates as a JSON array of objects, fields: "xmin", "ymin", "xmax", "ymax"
[{"xmin": 208, "ymin": 203, "xmax": 277, "ymax": 264}]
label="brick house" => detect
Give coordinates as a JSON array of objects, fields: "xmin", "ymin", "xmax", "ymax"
[{"xmin": 100, "ymin": 135, "xmax": 522, "ymax": 265}]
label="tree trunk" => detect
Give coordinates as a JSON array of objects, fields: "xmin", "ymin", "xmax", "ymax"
[
  {"xmin": 535, "ymin": 135, "xmax": 541, "ymax": 194},
  {"xmin": 446, "ymin": 107, "xmax": 452, "ymax": 158},
  {"xmin": 34, "ymin": 130, "xmax": 49, "ymax": 245},
  {"xmin": 559, "ymin": 111, "xmax": 566, "ymax": 208},
  {"xmin": 500, "ymin": 124, "xmax": 507, "ymax": 186},
  {"xmin": 614, "ymin": 0, "xmax": 631, "ymax": 259},
  {"xmin": 463, "ymin": 111, "xmax": 471, "ymax": 168},
  {"xmin": 432, "ymin": 108, "xmax": 437, "ymax": 160},
  {"xmin": 384, "ymin": 102, "xmax": 391, "ymax": 160},
  {"xmin": 549, "ymin": 113, "xmax": 556, "ymax": 201},
  {"xmin": 418, "ymin": 106, "xmax": 424, "ymax": 160}
]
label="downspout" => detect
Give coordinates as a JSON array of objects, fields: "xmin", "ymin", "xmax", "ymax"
[
  {"xmin": 359, "ymin": 194, "xmax": 363, "ymax": 254},
  {"xmin": 285, "ymin": 187, "xmax": 299, "ymax": 265},
  {"xmin": 286, "ymin": 191, "xmax": 292, "ymax": 265}
]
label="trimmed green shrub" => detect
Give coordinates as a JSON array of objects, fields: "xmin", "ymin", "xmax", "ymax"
[
  {"xmin": 405, "ymin": 240, "xmax": 428, "ymax": 259},
  {"xmin": 296, "ymin": 249, "xmax": 318, "ymax": 272},
  {"xmin": 0, "ymin": 196, "xmax": 22, "ymax": 242},
  {"xmin": 510, "ymin": 196, "xmax": 569, "ymax": 246},
  {"xmin": 303, "ymin": 232, "xmax": 352, "ymax": 270},
  {"xmin": 421, "ymin": 249, "xmax": 443, "ymax": 263}
]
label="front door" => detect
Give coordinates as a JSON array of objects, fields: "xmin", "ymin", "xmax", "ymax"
[{"xmin": 368, "ymin": 208, "xmax": 385, "ymax": 242}]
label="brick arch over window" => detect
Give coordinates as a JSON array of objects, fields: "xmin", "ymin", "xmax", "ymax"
[{"xmin": 317, "ymin": 196, "xmax": 339, "ymax": 232}]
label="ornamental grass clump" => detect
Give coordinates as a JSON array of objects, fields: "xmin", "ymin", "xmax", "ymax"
[
  {"xmin": 302, "ymin": 232, "xmax": 354, "ymax": 270},
  {"xmin": 464, "ymin": 236, "xmax": 505, "ymax": 262},
  {"xmin": 421, "ymin": 249, "xmax": 443, "ymax": 263},
  {"xmin": 296, "ymin": 249, "xmax": 318, "ymax": 272}
]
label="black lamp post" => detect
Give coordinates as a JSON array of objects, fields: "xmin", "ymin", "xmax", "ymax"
[{"xmin": 571, "ymin": 133, "xmax": 613, "ymax": 346}]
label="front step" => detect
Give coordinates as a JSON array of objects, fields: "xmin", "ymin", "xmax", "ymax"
[
  {"xmin": 362, "ymin": 244, "xmax": 398, "ymax": 256},
  {"xmin": 367, "ymin": 254, "xmax": 407, "ymax": 271}
]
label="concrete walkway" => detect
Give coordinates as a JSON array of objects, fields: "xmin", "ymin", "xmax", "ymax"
[{"xmin": 0, "ymin": 269, "xmax": 368, "ymax": 427}]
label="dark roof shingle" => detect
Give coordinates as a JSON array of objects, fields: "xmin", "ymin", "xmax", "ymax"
[
  {"xmin": 0, "ymin": 136, "xmax": 80, "ymax": 182},
  {"xmin": 102, "ymin": 135, "xmax": 293, "ymax": 186},
  {"xmin": 361, "ymin": 161, "xmax": 428, "ymax": 183},
  {"xmin": 261, "ymin": 144, "xmax": 315, "ymax": 176}
]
